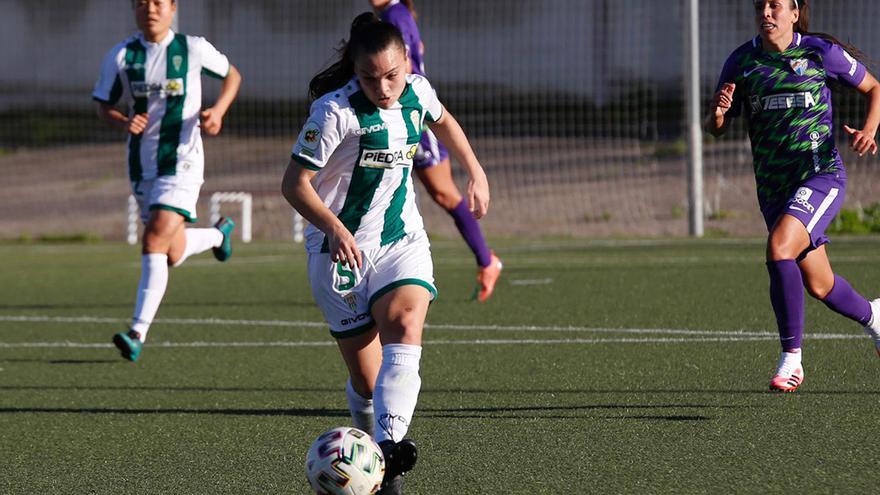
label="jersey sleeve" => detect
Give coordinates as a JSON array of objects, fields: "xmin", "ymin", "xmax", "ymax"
[
  {"xmin": 291, "ymin": 99, "xmax": 348, "ymax": 171},
  {"xmin": 193, "ymin": 36, "xmax": 231, "ymax": 80},
  {"xmin": 92, "ymin": 45, "xmax": 125, "ymax": 105},
  {"xmin": 409, "ymin": 75, "xmax": 443, "ymax": 123},
  {"xmin": 821, "ymin": 41, "xmax": 866, "ymax": 88},
  {"xmin": 715, "ymin": 50, "xmax": 744, "ymax": 119}
]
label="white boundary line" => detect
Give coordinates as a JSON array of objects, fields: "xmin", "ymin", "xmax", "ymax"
[
  {"xmin": 0, "ymin": 314, "xmax": 869, "ymax": 347},
  {"xmin": 0, "ymin": 334, "xmax": 864, "ymax": 349}
]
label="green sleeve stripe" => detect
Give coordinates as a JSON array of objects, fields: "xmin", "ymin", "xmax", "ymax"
[{"xmin": 291, "ymin": 154, "xmax": 321, "ymax": 171}]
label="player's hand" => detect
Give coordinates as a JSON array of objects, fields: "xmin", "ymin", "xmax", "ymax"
[
  {"xmin": 127, "ymin": 113, "xmax": 149, "ymax": 135},
  {"xmin": 843, "ymin": 124, "xmax": 878, "ymax": 157},
  {"xmin": 200, "ymin": 108, "xmax": 223, "ymax": 136},
  {"xmin": 712, "ymin": 83, "xmax": 735, "ymax": 118},
  {"xmin": 467, "ymin": 167, "xmax": 490, "ymax": 219},
  {"xmin": 328, "ymin": 225, "xmax": 362, "ymax": 269}
]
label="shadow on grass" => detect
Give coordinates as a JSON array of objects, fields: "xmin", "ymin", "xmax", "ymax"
[{"xmin": 0, "ymin": 406, "xmax": 349, "ymax": 417}]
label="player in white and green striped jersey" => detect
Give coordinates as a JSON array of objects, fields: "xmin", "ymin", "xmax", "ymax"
[
  {"xmin": 282, "ymin": 13, "xmax": 490, "ymax": 495},
  {"xmin": 93, "ymin": 0, "xmax": 241, "ymax": 362}
]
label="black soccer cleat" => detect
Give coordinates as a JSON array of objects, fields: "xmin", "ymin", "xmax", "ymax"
[{"xmin": 377, "ymin": 439, "xmax": 418, "ymax": 495}]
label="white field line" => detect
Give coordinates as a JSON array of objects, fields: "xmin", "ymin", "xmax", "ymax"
[
  {"xmin": 0, "ymin": 314, "xmax": 869, "ymax": 347},
  {"xmin": 0, "ymin": 334, "xmax": 865, "ymax": 349}
]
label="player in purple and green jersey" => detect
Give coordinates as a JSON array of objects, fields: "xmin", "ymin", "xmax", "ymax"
[
  {"xmin": 370, "ymin": 0, "xmax": 503, "ymax": 303},
  {"xmin": 708, "ymin": 0, "xmax": 880, "ymax": 392}
]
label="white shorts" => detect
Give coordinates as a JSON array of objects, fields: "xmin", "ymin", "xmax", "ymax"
[
  {"xmin": 308, "ymin": 230, "xmax": 437, "ymax": 338},
  {"xmin": 131, "ymin": 175, "xmax": 204, "ymax": 224}
]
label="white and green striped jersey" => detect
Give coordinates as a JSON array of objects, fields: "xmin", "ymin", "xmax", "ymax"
[
  {"xmin": 291, "ymin": 74, "xmax": 444, "ymax": 253},
  {"xmin": 93, "ymin": 30, "xmax": 230, "ymax": 181}
]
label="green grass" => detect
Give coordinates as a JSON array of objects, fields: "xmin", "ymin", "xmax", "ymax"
[{"xmin": 2, "ymin": 238, "xmax": 880, "ymax": 493}]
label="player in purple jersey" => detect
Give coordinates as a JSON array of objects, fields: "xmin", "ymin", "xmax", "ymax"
[
  {"xmin": 370, "ymin": 0, "xmax": 503, "ymax": 303},
  {"xmin": 707, "ymin": 0, "xmax": 880, "ymax": 392}
]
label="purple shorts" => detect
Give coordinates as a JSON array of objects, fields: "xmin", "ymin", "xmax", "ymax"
[
  {"xmin": 413, "ymin": 128, "xmax": 449, "ymax": 169},
  {"xmin": 760, "ymin": 171, "xmax": 846, "ymax": 251}
]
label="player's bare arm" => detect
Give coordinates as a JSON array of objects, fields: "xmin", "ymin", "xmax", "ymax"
[
  {"xmin": 281, "ymin": 160, "xmax": 362, "ymax": 269},
  {"xmin": 427, "ymin": 108, "xmax": 490, "ymax": 218},
  {"xmin": 200, "ymin": 64, "xmax": 241, "ymax": 136},
  {"xmin": 843, "ymin": 71, "xmax": 880, "ymax": 156},
  {"xmin": 96, "ymin": 103, "xmax": 148, "ymax": 135}
]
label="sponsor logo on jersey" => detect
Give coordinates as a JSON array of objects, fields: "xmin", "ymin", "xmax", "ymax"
[
  {"xmin": 791, "ymin": 187, "xmax": 815, "ymax": 213},
  {"xmin": 790, "ymin": 58, "xmax": 808, "ymax": 76},
  {"xmin": 809, "ymin": 131, "xmax": 822, "ymax": 172},
  {"xmin": 354, "ymin": 122, "xmax": 388, "ymax": 136},
  {"xmin": 760, "ymin": 92, "xmax": 816, "ymax": 111},
  {"xmin": 358, "ymin": 145, "xmax": 418, "ymax": 169},
  {"xmin": 299, "ymin": 121, "xmax": 321, "ymax": 150},
  {"xmin": 130, "ymin": 78, "xmax": 184, "ymax": 98},
  {"xmin": 843, "ymin": 50, "xmax": 858, "ymax": 77}
]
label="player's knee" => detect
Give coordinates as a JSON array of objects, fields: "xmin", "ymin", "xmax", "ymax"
[
  {"xmin": 381, "ymin": 309, "xmax": 424, "ymax": 343},
  {"xmin": 805, "ymin": 279, "xmax": 833, "ymax": 300},
  {"xmin": 767, "ymin": 236, "xmax": 800, "ymax": 261},
  {"xmin": 432, "ymin": 189, "xmax": 462, "ymax": 211}
]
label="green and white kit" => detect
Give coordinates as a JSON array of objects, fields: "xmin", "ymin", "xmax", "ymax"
[{"xmin": 93, "ymin": 30, "xmax": 231, "ymax": 222}]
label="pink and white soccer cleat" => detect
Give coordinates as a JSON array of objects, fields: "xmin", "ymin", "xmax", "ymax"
[{"xmin": 769, "ymin": 361, "xmax": 804, "ymax": 393}]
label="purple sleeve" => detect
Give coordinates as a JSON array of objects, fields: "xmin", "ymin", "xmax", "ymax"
[
  {"xmin": 821, "ymin": 41, "xmax": 866, "ymax": 88},
  {"xmin": 715, "ymin": 51, "xmax": 744, "ymax": 118},
  {"xmin": 380, "ymin": 4, "xmax": 425, "ymax": 76}
]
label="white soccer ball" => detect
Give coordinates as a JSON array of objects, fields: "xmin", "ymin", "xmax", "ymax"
[{"xmin": 305, "ymin": 427, "xmax": 385, "ymax": 495}]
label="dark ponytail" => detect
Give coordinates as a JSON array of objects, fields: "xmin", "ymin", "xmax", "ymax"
[
  {"xmin": 793, "ymin": 0, "xmax": 869, "ymax": 64},
  {"xmin": 308, "ymin": 12, "xmax": 407, "ymax": 100}
]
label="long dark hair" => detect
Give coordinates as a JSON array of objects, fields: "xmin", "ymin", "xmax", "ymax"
[
  {"xmin": 792, "ymin": 0, "xmax": 868, "ymax": 63},
  {"xmin": 308, "ymin": 12, "xmax": 407, "ymax": 101}
]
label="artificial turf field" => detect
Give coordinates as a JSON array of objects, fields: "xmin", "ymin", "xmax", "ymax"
[{"xmin": 2, "ymin": 237, "xmax": 880, "ymax": 494}]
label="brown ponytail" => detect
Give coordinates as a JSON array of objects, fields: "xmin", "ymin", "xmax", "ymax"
[{"xmin": 308, "ymin": 12, "xmax": 407, "ymax": 100}]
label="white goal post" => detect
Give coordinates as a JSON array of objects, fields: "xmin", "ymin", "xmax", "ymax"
[{"xmin": 126, "ymin": 192, "xmax": 256, "ymax": 245}]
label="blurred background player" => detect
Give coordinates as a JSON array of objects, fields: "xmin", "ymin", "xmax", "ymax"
[
  {"xmin": 93, "ymin": 0, "xmax": 241, "ymax": 361},
  {"xmin": 369, "ymin": 0, "xmax": 503, "ymax": 302},
  {"xmin": 707, "ymin": 0, "xmax": 880, "ymax": 392},
  {"xmin": 282, "ymin": 13, "xmax": 491, "ymax": 493}
]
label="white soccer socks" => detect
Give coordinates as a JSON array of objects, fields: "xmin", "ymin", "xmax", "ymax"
[
  {"xmin": 173, "ymin": 228, "xmax": 224, "ymax": 267},
  {"xmin": 346, "ymin": 377, "xmax": 375, "ymax": 437},
  {"xmin": 372, "ymin": 344, "xmax": 422, "ymax": 444},
  {"xmin": 130, "ymin": 253, "xmax": 169, "ymax": 340}
]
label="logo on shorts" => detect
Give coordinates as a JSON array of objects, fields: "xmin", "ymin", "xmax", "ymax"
[
  {"xmin": 300, "ymin": 121, "xmax": 321, "ymax": 150},
  {"xmin": 343, "ymin": 293, "xmax": 358, "ymax": 312},
  {"xmin": 791, "ymin": 187, "xmax": 815, "ymax": 213},
  {"xmin": 790, "ymin": 58, "xmax": 809, "ymax": 76}
]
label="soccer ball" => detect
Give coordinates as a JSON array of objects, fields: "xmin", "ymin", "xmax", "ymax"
[{"xmin": 305, "ymin": 427, "xmax": 385, "ymax": 495}]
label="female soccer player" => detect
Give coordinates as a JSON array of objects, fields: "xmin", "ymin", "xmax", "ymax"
[
  {"xmin": 282, "ymin": 13, "xmax": 490, "ymax": 493},
  {"xmin": 369, "ymin": 0, "xmax": 503, "ymax": 303},
  {"xmin": 707, "ymin": 0, "xmax": 880, "ymax": 392},
  {"xmin": 93, "ymin": 0, "xmax": 241, "ymax": 361}
]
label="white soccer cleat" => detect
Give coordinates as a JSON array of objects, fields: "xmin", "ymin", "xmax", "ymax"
[{"xmin": 863, "ymin": 298, "xmax": 880, "ymax": 357}]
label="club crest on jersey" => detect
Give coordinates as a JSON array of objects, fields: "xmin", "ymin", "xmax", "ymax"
[
  {"xmin": 299, "ymin": 121, "xmax": 321, "ymax": 150},
  {"xmin": 790, "ymin": 58, "xmax": 808, "ymax": 76},
  {"xmin": 409, "ymin": 110, "xmax": 421, "ymax": 132},
  {"xmin": 172, "ymin": 55, "xmax": 183, "ymax": 73}
]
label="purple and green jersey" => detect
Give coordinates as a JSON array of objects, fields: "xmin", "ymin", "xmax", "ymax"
[
  {"xmin": 716, "ymin": 33, "xmax": 866, "ymax": 206},
  {"xmin": 379, "ymin": 1, "xmax": 425, "ymax": 76}
]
